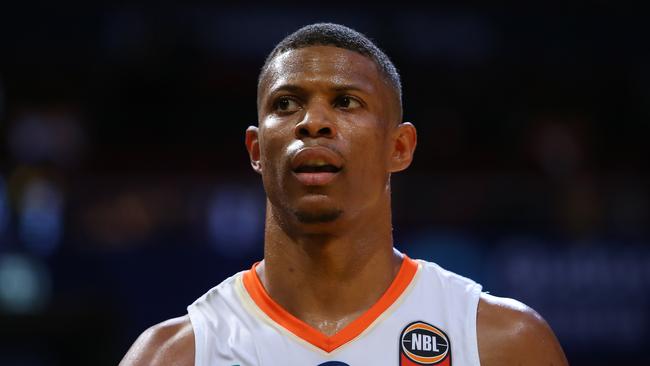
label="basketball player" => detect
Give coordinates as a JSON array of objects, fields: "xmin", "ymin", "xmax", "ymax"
[{"xmin": 121, "ymin": 23, "xmax": 568, "ymax": 365}]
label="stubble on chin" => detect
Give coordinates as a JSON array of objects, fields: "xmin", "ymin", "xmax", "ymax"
[{"xmin": 293, "ymin": 209, "xmax": 343, "ymax": 224}]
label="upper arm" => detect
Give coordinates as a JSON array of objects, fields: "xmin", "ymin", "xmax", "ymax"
[
  {"xmin": 120, "ymin": 315, "xmax": 195, "ymax": 366},
  {"xmin": 477, "ymin": 293, "xmax": 568, "ymax": 366}
]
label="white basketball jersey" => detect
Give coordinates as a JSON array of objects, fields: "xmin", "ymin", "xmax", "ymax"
[{"xmin": 188, "ymin": 253, "xmax": 482, "ymax": 366}]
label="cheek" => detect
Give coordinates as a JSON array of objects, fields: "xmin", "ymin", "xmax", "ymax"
[
  {"xmin": 348, "ymin": 129, "xmax": 391, "ymax": 182},
  {"xmin": 259, "ymin": 125, "xmax": 290, "ymax": 181},
  {"xmin": 362, "ymin": 125, "xmax": 390, "ymax": 161}
]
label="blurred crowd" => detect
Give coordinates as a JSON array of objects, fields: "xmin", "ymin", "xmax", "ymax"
[{"xmin": 0, "ymin": 3, "xmax": 648, "ymax": 365}]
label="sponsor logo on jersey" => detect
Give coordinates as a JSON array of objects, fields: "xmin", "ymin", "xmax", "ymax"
[
  {"xmin": 317, "ymin": 362, "xmax": 350, "ymax": 366},
  {"xmin": 399, "ymin": 321, "xmax": 451, "ymax": 365}
]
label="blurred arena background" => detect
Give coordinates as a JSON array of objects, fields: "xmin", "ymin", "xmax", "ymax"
[{"xmin": 0, "ymin": 2, "xmax": 648, "ymax": 365}]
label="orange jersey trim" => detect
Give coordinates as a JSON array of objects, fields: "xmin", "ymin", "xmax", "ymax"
[{"xmin": 242, "ymin": 255, "xmax": 419, "ymax": 353}]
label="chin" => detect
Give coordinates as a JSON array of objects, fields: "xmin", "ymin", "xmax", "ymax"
[
  {"xmin": 293, "ymin": 209, "xmax": 343, "ymax": 224},
  {"xmin": 290, "ymin": 193, "xmax": 343, "ymax": 223}
]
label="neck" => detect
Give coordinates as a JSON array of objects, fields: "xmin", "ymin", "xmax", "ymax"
[{"xmin": 257, "ymin": 197, "xmax": 402, "ymax": 336}]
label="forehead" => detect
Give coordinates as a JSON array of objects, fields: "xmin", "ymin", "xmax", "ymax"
[{"xmin": 260, "ymin": 46, "xmax": 385, "ymax": 97}]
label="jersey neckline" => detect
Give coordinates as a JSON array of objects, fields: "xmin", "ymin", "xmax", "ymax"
[{"xmin": 241, "ymin": 254, "xmax": 419, "ymax": 353}]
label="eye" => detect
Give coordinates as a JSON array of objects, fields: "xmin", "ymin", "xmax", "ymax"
[
  {"xmin": 274, "ymin": 97, "xmax": 301, "ymax": 113},
  {"xmin": 335, "ymin": 96, "xmax": 362, "ymax": 110}
]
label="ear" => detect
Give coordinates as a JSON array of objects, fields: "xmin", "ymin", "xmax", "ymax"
[
  {"xmin": 389, "ymin": 122, "xmax": 417, "ymax": 173},
  {"xmin": 245, "ymin": 126, "xmax": 262, "ymax": 174}
]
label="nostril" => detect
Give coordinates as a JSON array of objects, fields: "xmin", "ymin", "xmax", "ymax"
[
  {"xmin": 295, "ymin": 124, "xmax": 334, "ymax": 138},
  {"xmin": 318, "ymin": 127, "xmax": 332, "ymax": 136},
  {"xmin": 298, "ymin": 127, "xmax": 310, "ymax": 137}
]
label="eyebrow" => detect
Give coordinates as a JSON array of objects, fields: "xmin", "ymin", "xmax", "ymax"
[
  {"xmin": 268, "ymin": 83, "xmax": 371, "ymax": 97},
  {"xmin": 268, "ymin": 84, "xmax": 304, "ymax": 96},
  {"xmin": 331, "ymin": 84, "xmax": 369, "ymax": 93}
]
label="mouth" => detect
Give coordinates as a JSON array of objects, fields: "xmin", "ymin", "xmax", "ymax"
[
  {"xmin": 290, "ymin": 148, "xmax": 343, "ymax": 186},
  {"xmin": 293, "ymin": 160, "xmax": 342, "ymax": 174}
]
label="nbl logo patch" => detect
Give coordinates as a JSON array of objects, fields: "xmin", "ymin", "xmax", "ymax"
[{"xmin": 399, "ymin": 321, "xmax": 451, "ymax": 365}]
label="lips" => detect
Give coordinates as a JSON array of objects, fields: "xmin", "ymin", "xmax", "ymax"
[{"xmin": 290, "ymin": 147, "xmax": 343, "ymax": 186}]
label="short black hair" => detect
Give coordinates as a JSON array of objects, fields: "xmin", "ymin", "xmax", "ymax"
[{"xmin": 258, "ymin": 23, "xmax": 402, "ymax": 117}]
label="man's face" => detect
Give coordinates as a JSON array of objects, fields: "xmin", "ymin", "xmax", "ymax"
[{"xmin": 248, "ymin": 46, "xmax": 413, "ymax": 232}]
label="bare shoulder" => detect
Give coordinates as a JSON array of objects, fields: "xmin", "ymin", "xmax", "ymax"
[
  {"xmin": 477, "ymin": 293, "xmax": 568, "ymax": 366},
  {"xmin": 120, "ymin": 315, "xmax": 195, "ymax": 366}
]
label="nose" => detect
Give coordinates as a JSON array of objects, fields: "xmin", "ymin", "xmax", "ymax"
[{"xmin": 294, "ymin": 104, "xmax": 337, "ymax": 139}]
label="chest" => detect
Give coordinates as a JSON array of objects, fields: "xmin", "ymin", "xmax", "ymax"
[{"xmin": 212, "ymin": 284, "xmax": 477, "ymax": 365}]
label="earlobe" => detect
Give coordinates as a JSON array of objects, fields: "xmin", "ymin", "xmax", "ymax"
[
  {"xmin": 390, "ymin": 122, "xmax": 417, "ymax": 173},
  {"xmin": 245, "ymin": 126, "xmax": 262, "ymax": 174}
]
